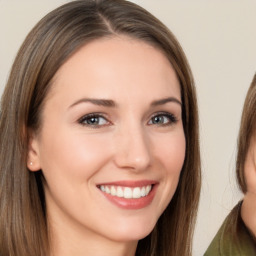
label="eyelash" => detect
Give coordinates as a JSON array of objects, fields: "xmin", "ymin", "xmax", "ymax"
[
  {"xmin": 148, "ymin": 112, "xmax": 178, "ymax": 126},
  {"xmin": 78, "ymin": 112, "xmax": 178, "ymax": 128},
  {"xmin": 78, "ymin": 113, "xmax": 110, "ymax": 128}
]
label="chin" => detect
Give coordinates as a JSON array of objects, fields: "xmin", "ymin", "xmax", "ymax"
[{"xmin": 108, "ymin": 218, "xmax": 156, "ymax": 242}]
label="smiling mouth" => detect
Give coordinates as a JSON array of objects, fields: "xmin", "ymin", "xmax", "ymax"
[
  {"xmin": 98, "ymin": 185, "xmax": 153, "ymax": 199},
  {"xmin": 97, "ymin": 181, "xmax": 157, "ymax": 209}
]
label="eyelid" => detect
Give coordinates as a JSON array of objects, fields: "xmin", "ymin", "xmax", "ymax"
[
  {"xmin": 78, "ymin": 112, "xmax": 111, "ymax": 128},
  {"xmin": 76, "ymin": 111, "xmax": 179, "ymax": 128},
  {"xmin": 148, "ymin": 111, "xmax": 178, "ymax": 125}
]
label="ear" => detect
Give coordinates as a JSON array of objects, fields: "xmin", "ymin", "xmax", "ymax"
[{"xmin": 27, "ymin": 131, "xmax": 41, "ymax": 172}]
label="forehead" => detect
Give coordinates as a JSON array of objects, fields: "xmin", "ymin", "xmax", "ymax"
[{"xmin": 48, "ymin": 36, "xmax": 181, "ymax": 103}]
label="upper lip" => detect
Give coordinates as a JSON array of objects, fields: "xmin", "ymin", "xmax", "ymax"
[{"xmin": 96, "ymin": 180, "xmax": 158, "ymax": 187}]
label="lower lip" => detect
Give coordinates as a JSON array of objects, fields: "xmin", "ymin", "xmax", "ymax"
[{"xmin": 99, "ymin": 185, "xmax": 157, "ymax": 210}]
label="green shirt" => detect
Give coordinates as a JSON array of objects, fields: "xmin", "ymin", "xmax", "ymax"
[{"xmin": 204, "ymin": 202, "xmax": 256, "ymax": 256}]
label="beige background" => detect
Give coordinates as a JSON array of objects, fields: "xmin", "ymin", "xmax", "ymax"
[{"xmin": 1, "ymin": 1, "xmax": 256, "ymax": 255}]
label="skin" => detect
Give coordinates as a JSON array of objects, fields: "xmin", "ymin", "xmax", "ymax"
[
  {"xmin": 27, "ymin": 36, "xmax": 186, "ymax": 256},
  {"xmin": 241, "ymin": 139, "xmax": 256, "ymax": 238}
]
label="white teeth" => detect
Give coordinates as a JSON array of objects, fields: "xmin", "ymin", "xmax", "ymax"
[
  {"xmin": 105, "ymin": 186, "xmax": 110, "ymax": 194},
  {"xmin": 132, "ymin": 187, "xmax": 141, "ymax": 198},
  {"xmin": 116, "ymin": 186, "xmax": 123, "ymax": 197},
  {"xmin": 123, "ymin": 187, "xmax": 132, "ymax": 198},
  {"xmin": 146, "ymin": 185, "xmax": 151, "ymax": 194},
  {"xmin": 99, "ymin": 185, "xmax": 152, "ymax": 199},
  {"xmin": 141, "ymin": 187, "xmax": 146, "ymax": 197},
  {"xmin": 110, "ymin": 186, "xmax": 116, "ymax": 196}
]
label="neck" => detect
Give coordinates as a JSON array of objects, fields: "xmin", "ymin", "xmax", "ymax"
[{"xmin": 241, "ymin": 192, "xmax": 256, "ymax": 238}]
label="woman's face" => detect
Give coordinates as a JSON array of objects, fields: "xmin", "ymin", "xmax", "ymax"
[{"xmin": 28, "ymin": 37, "xmax": 185, "ymax": 244}]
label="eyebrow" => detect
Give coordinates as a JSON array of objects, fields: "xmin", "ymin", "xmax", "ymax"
[
  {"xmin": 69, "ymin": 98, "xmax": 116, "ymax": 108},
  {"xmin": 151, "ymin": 97, "xmax": 182, "ymax": 107},
  {"xmin": 69, "ymin": 96, "xmax": 182, "ymax": 109}
]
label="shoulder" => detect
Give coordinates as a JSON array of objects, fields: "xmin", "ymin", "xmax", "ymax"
[{"xmin": 204, "ymin": 202, "xmax": 256, "ymax": 256}]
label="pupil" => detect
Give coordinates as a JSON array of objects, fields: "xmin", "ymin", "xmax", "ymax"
[
  {"xmin": 154, "ymin": 116, "xmax": 162, "ymax": 123},
  {"xmin": 88, "ymin": 117, "xmax": 98, "ymax": 124}
]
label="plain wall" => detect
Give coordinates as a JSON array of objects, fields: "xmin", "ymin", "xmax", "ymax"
[{"xmin": 1, "ymin": 1, "xmax": 256, "ymax": 255}]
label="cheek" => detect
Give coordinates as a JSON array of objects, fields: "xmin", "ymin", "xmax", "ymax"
[
  {"xmin": 244, "ymin": 151, "xmax": 256, "ymax": 194},
  {"xmin": 245, "ymin": 169, "xmax": 256, "ymax": 194},
  {"xmin": 153, "ymin": 131, "xmax": 186, "ymax": 209},
  {"xmin": 39, "ymin": 129, "xmax": 112, "ymax": 182},
  {"xmin": 155, "ymin": 131, "xmax": 186, "ymax": 173}
]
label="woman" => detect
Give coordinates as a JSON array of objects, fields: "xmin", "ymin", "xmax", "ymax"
[
  {"xmin": 204, "ymin": 74, "xmax": 256, "ymax": 255},
  {"xmin": 0, "ymin": 1, "xmax": 200, "ymax": 255}
]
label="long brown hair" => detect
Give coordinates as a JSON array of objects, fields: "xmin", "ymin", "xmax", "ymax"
[
  {"xmin": 0, "ymin": 1, "xmax": 201, "ymax": 255},
  {"xmin": 236, "ymin": 74, "xmax": 256, "ymax": 193}
]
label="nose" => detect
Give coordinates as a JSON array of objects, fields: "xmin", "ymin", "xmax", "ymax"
[{"xmin": 113, "ymin": 124, "xmax": 151, "ymax": 172}]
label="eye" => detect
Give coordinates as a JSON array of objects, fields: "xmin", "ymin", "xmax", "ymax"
[
  {"xmin": 148, "ymin": 112, "xmax": 178, "ymax": 126},
  {"xmin": 78, "ymin": 113, "xmax": 110, "ymax": 127}
]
